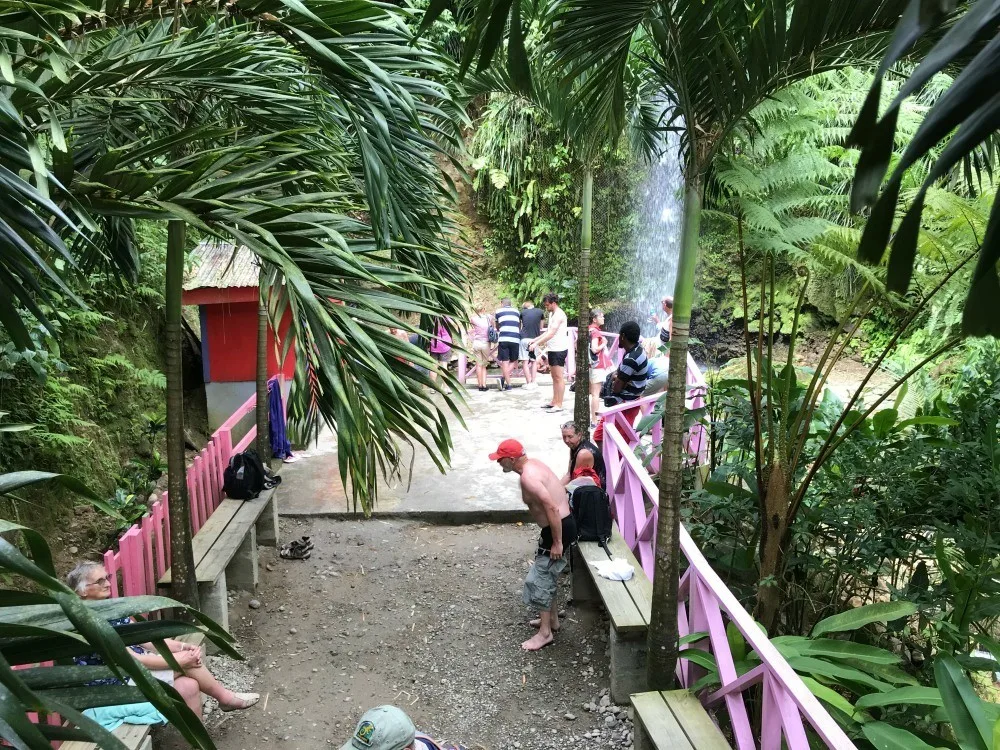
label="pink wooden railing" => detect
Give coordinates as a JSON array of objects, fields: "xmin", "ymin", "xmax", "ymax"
[
  {"xmin": 102, "ymin": 378, "xmax": 278, "ymax": 599},
  {"xmin": 598, "ymin": 352, "xmax": 709, "ymax": 472},
  {"xmin": 601, "ymin": 376, "xmax": 855, "ymax": 750}
]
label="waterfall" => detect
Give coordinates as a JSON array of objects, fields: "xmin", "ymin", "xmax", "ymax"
[{"xmin": 629, "ymin": 130, "xmax": 684, "ymax": 338}]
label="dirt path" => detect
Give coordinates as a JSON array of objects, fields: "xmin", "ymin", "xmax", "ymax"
[{"xmin": 160, "ymin": 518, "xmax": 635, "ymax": 750}]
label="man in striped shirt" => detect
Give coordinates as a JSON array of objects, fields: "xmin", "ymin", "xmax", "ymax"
[
  {"xmin": 608, "ymin": 321, "xmax": 648, "ymax": 406},
  {"xmin": 494, "ymin": 298, "xmax": 521, "ymax": 391}
]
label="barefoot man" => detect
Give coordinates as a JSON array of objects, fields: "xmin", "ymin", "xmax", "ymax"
[{"xmin": 490, "ymin": 439, "xmax": 578, "ymax": 651}]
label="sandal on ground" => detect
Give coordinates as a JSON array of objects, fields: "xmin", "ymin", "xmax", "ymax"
[
  {"xmin": 219, "ymin": 692, "xmax": 260, "ymax": 712},
  {"xmin": 279, "ymin": 544, "xmax": 310, "ymax": 560},
  {"xmin": 293, "ymin": 536, "xmax": 313, "ymax": 552}
]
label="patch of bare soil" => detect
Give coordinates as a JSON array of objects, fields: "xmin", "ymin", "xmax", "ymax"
[{"xmin": 159, "ymin": 518, "xmax": 636, "ymax": 750}]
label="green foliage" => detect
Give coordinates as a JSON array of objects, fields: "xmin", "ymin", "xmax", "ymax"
[
  {"xmin": 848, "ymin": 0, "xmax": 1000, "ymax": 336},
  {"xmin": 0, "ymin": 231, "xmax": 168, "ymax": 530},
  {"xmin": 0, "ymin": 511, "xmax": 234, "ymax": 748},
  {"xmin": 471, "ymin": 93, "xmax": 639, "ymax": 312},
  {"xmin": 1, "ymin": 0, "xmax": 474, "ymax": 514},
  {"xmin": 694, "ymin": 602, "xmax": 1000, "ymax": 747}
]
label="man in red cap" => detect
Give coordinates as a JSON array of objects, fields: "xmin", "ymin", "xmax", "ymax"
[{"xmin": 489, "ymin": 439, "xmax": 577, "ymax": 650}]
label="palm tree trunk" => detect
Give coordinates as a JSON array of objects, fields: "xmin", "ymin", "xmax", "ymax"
[
  {"xmin": 574, "ymin": 168, "xmax": 593, "ymax": 434},
  {"xmin": 647, "ymin": 176, "xmax": 701, "ymax": 690},
  {"xmin": 165, "ymin": 220, "xmax": 199, "ymax": 608},
  {"xmin": 255, "ymin": 287, "xmax": 269, "ymax": 461},
  {"xmin": 755, "ymin": 461, "xmax": 791, "ymax": 633}
]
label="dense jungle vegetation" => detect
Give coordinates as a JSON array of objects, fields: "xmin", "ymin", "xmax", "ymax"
[{"xmin": 2, "ymin": 0, "xmax": 999, "ymax": 747}]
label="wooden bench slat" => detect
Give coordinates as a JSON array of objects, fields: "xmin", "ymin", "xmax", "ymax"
[
  {"xmin": 631, "ymin": 691, "xmax": 695, "ymax": 750},
  {"xmin": 578, "ymin": 541, "xmax": 647, "ymax": 634},
  {"xmin": 606, "ymin": 532, "xmax": 653, "ymax": 622},
  {"xmin": 158, "ymin": 499, "xmax": 243, "ymax": 585},
  {"xmin": 60, "ymin": 721, "xmax": 152, "ymax": 750},
  {"xmin": 194, "ymin": 502, "xmax": 261, "ymax": 583},
  {"xmin": 160, "ymin": 489, "xmax": 275, "ymax": 586},
  {"xmin": 662, "ymin": 690, "xmax": 731, "ymax": 749}
]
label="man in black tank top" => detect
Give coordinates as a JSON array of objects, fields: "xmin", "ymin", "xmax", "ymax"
[{"xmin": 559, "ymin": 422, "xmax": 606, "ymax": 489}]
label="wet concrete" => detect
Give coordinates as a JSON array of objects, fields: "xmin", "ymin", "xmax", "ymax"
[{"xmin": 277, "ymin": 378, "xmax": 574, "ymax": 517}]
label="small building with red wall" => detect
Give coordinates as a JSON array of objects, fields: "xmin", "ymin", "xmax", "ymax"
[{"xmin": 183, "ymin": 241, "xmax": 295, "ymax": 431}]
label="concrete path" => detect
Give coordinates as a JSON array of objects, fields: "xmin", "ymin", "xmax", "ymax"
[{"xmin": 278, "ymin": 378, "xmax": 574, "ymax": 517}]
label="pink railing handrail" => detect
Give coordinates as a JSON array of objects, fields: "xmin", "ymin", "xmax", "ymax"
[
  {"xmin": 601, "ymin": 387, "xmax": 854, "ymax": 749},
  {"xmin": 599, "ymin": 352, "xmax": 709, "ymax": 468}
]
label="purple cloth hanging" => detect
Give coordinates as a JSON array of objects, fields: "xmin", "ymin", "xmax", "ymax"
[{"xmin": 268, "ymin": 380, "xmax": 293, "ymax": 460}]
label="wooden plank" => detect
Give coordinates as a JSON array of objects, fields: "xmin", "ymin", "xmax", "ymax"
[
  {"xmin": 60, "ymin": 721, "xmax": 152, "ymax": 750},
  {"xmin": 606, "ymin": 531, "xmax": 653, "ymax": 623},
  {"xmin": 578, "ymin": 542, "xmax": 646, "ymax": 635},
  {"xmin": 631, "ymin": 691, "xmax": 694, "ymax": 750},
  {"xmin": 158, "ymin": 499, "xmax": 242, "ymax": 585},
  {"xmin": 194, "ymin": 494, "xmax": 273, "ymax": 583},
  {"xmin": 663, "ymin": 690, "xmax": 731, "ymax": 749}
]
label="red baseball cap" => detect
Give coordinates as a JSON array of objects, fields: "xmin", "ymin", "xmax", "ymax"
[{"xmin": 489, "ymin": 439, "xmax": 525, "ymax": 461}]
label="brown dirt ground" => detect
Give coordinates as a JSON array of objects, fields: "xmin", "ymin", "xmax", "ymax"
[{"xmin": 158, "ymin": 517, "xmax": 636, "ymax": 750}]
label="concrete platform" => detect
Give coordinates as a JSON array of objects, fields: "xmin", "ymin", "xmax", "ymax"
[{"xmin": 278, "ymin": 378, "xmax": 574, "ymax": 517}]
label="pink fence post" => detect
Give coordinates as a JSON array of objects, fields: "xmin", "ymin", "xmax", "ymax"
[
  {"xmin": 204, "ymin": 441, "xmax": 220, "ymax": 508},
  {"xmin": 194, "ymin": 456, "xmax": 208, "ymax": 531},
  {"xmin": 187, "ymin": 471, "xmax": 201, "ymax": 536},
  {"xmin": 457, "ymin": 351, "xmax": 468, "ymax": 384},
  {"xmin": 139, "ymin": 514, "xmax": 156, "ymax": 597},
  {"xmin": 103, "ymin": 549, "xmax": 120, "ymax": 598},
  {"xmin": 118, "ymin": 527, "xmax": 146, "ymax": 597}
]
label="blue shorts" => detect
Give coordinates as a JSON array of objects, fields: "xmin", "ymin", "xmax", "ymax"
[{"xmin": 497, "ymin": 341, "xmax": 519, "ymax": 362}]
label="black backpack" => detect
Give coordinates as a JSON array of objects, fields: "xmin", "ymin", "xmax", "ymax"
[
  {"xmin": 571, "ymin": 484, "xmax": 613, "ymax": 550},
  {"xmin": 223, "ymin": 449, "xmax": 280, "ymax": 500}
]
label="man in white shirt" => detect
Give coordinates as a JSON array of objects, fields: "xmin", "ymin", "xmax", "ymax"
[{"xmin": 529, "ymin": 292, "xmax": 569, "ymax": 412}]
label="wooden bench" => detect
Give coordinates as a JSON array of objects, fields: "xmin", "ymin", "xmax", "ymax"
[
  {"xmin": 572, "ymin": 528, "xmax": 652, "ymax": 703},
  {"xmin": 632, "ymin": 690, "xmax": 731, "ymax": 750},
  {"xmin": 61, "ymin": 722, "xmax": 153, "ymax": 750},
  {"xmin": 56, "ymin": 633, "xmax": 208, "ymax": 750},
  {"xmin": 158, "ymin": 486, "xmax": 279, "ymax": 636}
]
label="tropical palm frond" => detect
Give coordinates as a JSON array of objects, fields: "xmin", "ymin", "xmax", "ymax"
[
  {"xmin": 0, "ymin": 506, "xmax": 236, "ymax": 749},
  {"xmin": 0, "ymin": 1, "xmax": 472, "ymax": 518},
  {"xmin": 847, "ymin": 0, "xmax": 1000, "ymax": 335}
]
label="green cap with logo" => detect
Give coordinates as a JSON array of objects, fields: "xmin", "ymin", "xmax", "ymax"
[{"xmin": 341, "ymin": 705, "xmax": 416, "ymax": 750}]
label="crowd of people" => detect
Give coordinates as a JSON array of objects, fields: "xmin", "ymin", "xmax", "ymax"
[
  {"xmin": 389, "ymin": 292, "xmax": 675, "ymax": 427},
  {"xmin": 458, "ymin": 292, "xmax": 673, "ymax": 418}
]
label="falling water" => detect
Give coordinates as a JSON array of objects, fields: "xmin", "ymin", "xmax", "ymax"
[{"xmin": 622, "ymin": 131, "xmax": 685, "ymax": 338}]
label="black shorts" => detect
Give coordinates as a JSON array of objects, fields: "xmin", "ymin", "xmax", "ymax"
[
  {"xmin": 548, "ymin": 349, "xmax": 568, "ymax": 368},
  {"xmin": 497, "ymin": 341, "xmax": 520, "ymax": 362}
]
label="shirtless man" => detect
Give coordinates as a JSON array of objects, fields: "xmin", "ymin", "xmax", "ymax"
[{"xmin": 489, "ymin": 439, "xmax": 578, "ymax": 650}]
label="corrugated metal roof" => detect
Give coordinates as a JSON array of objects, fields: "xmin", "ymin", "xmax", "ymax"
[{"xmin": 184, "ymin": 241, "xmax": 259, "ymax": 290}]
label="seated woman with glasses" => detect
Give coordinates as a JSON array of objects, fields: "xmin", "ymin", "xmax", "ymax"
[{"xmin": 66, "ymin": 561, "xmax": 259, "ymax": 719}]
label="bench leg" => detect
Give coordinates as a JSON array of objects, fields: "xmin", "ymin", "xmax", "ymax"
[
  {"xmin": 256, "ymin": 491, "xmax": 279, "ymax": 547},
  {"xmin": 198, "ymin": 573, "xmax": 229, "ymax": 653},
  {"xmin": 633, "ymin": 715, "xmax": 655, "ymax": 750},
  {"xmin": 610, "ymin": 626, "xmax": 648, "ymax": 704},
  {"xmin": 226, "ymin": 526, "xmax": 259, "ymax": 593},
  {"xmin": 571, "ymin": 545, "xmax": 598, "ymax": 604},
  {"xmin": 138, "ymin": 735, "xmax": 153, "ymax": 750}
]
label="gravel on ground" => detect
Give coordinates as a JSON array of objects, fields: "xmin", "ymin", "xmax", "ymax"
[{"xmin": 159, "ymin": 517, "xmax": 636, "ymax": 750}]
